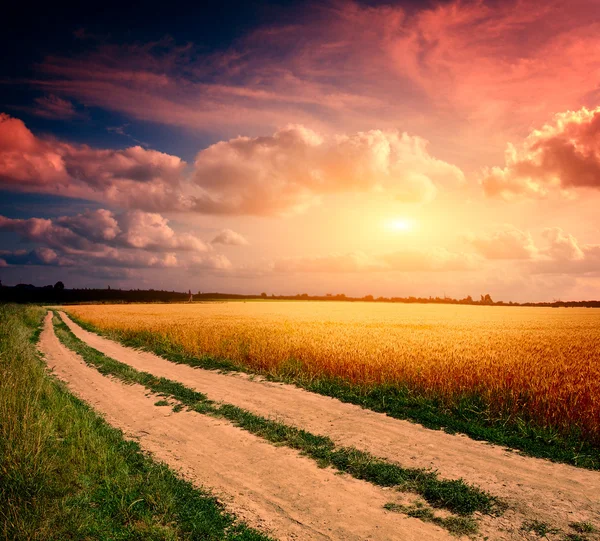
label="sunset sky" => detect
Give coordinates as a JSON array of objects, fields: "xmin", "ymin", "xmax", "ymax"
[{"xmin": 2, "ymin": 0, "xmax": 600, "ymax": 301}]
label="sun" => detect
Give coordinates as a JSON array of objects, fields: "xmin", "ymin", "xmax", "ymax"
[{"xmin": 388, "ymin": 218, "xmax": 415, "ymax": 233}]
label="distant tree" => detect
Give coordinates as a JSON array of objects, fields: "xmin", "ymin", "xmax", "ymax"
[
  {"xmin": 261, "ymin": 292, "xmax": 267, "ymax": 298},
  {"xmin": 480, "ymin": 293, "xmax": 493, "ymax": 305},
  {"xmin": 364, "ymin": 295, "xmax": 374, "ymax": 301},
  {"xmin": 54, "ymin": 281, "xmax": 65, "ymax": 291}
]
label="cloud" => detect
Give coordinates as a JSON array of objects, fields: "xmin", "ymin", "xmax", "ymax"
[
  {"xmin": 0, "ymin": 215, "xmax": 99, "ymax": 253},
  {"xmin": 529, "ymin": 228, "xmax": 600, "ymax": 275},
  {"xmin": 32, "ymin": 95, "xmax": 79, "ymax": 119},
  {"xmin": 0, "ymin": 247, "xmax": 65, "ymax": 266},
  {"xmin": 86, "ymin": 248, "xmax": 179, "ymax": 269},
  {"xmin": 0, "ymin": 209, "xmax": 209, "ymax": 254},
  {"xmin": 189, "ymin": 253, "xmax": 232, "ymax": 270},
  {"xmin": 211, "ymin": 229, "xmax": 249, "ymax": 246},
  {"xmin": 540, "ymin": 227, "xmax": 586, "ymax": 262},
  {"xmin": 0, "ymin": 114, "xmax": 461, "ymax": 216},
  {"xmin": 465, "ymin": 225, "xmax": 600, "ymax": 274},
  {"xmin": 118, "ymin": 210, "xmax": 210, "ymax": 252},
  {"xmin": 0, "ymin": 209, "xmax": 223, "ymax": 275},
  {"xmin": 56, "ymin": 208, "xmax": 120, "ymax": 242},
  {"xmin": 466, "ymin": 226, "xmax": 538, "ymax": 260},
  {"xmin": 24, "ymin": 0, "xmax": 600, "ymax": 149},
  {"xmin": 192, "ymin": 125, "xmax": 463, "ymax": 215},
  {"xmin": 482, "ymin": 107, "xmax": 600, "ymax": 199},
  {"xmin": 273, "ymin": 247, "xmax": 477, "ymax": 274},
  {"xmin": 0, "ymin": 114, "xmax": 189, "ymax": 211}
]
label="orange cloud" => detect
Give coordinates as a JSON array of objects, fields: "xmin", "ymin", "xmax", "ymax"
[
  {"xmin": 482, "ymin": 107, "xmax": 600, "ymax": 199},
  {"xmin": 466, "ymin": 226, "xmax": 538, "ymax": 260},
  {"xmin": 192, "ymin": 125, "xmax": 463, "ymax": 215}
]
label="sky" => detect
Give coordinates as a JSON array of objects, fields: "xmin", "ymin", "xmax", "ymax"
[{"xmin": 1, "ymin": 0, "xmax": 600, "ymax": 302}]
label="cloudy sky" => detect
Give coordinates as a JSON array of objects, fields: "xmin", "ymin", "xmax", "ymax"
[{"xmin": 1, "ymin": 0, "xmax": 600, "ymax": 301}]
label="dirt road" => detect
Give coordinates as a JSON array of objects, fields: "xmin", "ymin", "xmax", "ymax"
[
  {"xmin": 58, "ymin": 310, "xmax": 600, "ymax": 538},
  {"xmin": 40, "ymin": 312, "xmax": 457, "ymax": 540}
]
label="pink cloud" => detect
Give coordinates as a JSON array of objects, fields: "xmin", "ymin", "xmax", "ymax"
[
  {"xmin": 0, "ymin": 114, "xmax": 189, "ymax": 211},
  {"xmin": 118, "ymin": 210, "xmax": 210, "ymax": 252},
  {"xmin": 466, "ymin": 226, "xmax": 538, "ymax": 260},
  {"xmin": 56, "ymin": 208, "xmax": 120, "ymax": 242},
  {"xmin": 482, "ymin": 107, "xmax": 600, "ymax": 199},
  {"xmin": 192, "ymin": 125, "xmax": 463, "ymax": 215},
  {"xmin": 385, "ymin": 0, "xmax": 600, "ymax": 131},
  {"xmin": 540, "ymin": 228, "xmax": 586, "ymax": 262},
  {"xmin": 0, "ymin": 114, "xmax": 462, "ymax": 216},
  {"xmin": 211, "ymin": 229, "xmax": 249, "ymax": 246},
  {"xmin": 22, "ymin": 0, "xmax": 600, "ymax": 154}
]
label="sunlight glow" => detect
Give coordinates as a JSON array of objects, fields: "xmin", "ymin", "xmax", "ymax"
[{"xmin": 388, "ymin": 218, "xmax": 415, "ymax": 233}]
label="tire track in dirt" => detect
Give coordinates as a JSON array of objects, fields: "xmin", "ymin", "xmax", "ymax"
[
  {"xmin": 40, "ymin": 312, "xmax": 453, "ymax": 541},
  {"xmin": 59, "ymin": 311, "xmax": 600, "ymax": 538}
]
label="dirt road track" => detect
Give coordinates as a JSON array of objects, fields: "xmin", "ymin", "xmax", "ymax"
[
  {"xmin": 59, "ymin": 310, "xmax": 600, "ymax": 536},
  {"xmin": 40, "ymin": 312, "xmax": 457, "ymax": 540}
]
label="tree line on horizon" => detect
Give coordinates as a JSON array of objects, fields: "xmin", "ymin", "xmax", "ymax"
[{"xmin": 0, "ymin": 281, "xmax": 599, "ymax": 307}]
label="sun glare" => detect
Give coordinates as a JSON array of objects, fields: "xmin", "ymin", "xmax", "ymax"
[{"xmin": 388, "ymin": 218, "xmax": 415, "ymax": 232}]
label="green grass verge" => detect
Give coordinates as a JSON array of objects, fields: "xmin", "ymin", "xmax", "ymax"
[
  {"xmin": 0, "ymin": 304, "xmax": 271, "ymax": 541},
  {"xmin": 67, "ymin": 315, "xmax": 599, "ymax": 470},
  {"xmin": 53, "ymin": 312, "xmax": 502, "ymax": 523}
]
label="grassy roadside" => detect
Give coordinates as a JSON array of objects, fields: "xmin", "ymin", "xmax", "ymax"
[
  {"xmin": 0, "ymin": 304, "xmax": 271, "ymax": 541},
  {"xmin": 52, "ymin": 312, "xmax": 503, "ymax": 535},
  {"xmin": 66, "ymin": 314, "xmax": 599, "ymax": 470}
]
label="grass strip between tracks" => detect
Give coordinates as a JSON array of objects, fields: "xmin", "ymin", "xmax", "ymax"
[
  {"xmin": 0, "ymin": 304, "xmax": 271, "ymax": 541},
  {"xmin": 52, "ymin": 310, "xmax": 503, "ymax": 532}
]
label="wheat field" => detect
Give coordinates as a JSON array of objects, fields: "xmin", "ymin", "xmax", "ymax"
[{"xmin": 66, "ymin": 301, "xmax": 600, "ymax": 444}]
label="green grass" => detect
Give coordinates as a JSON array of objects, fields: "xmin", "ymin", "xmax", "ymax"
[
  {"xmin": 569, "ymin": 522, "xmax": 597, "ymax": 534},
  {"xmin": 52, "ymin": 312, "xmax": 502, "ymax": 524},
  {"xmin": 521, "ymin": 519, "xmax": 560, "ymax": 537},
  {"xmin": 383, "ymin": 502, "xmax": 478, "ymax": 537},
  {"xmin": 0, "ymin": 304, "xmax": 271, "ymax": 541},
  {"xmin": 67, "ymin": 314, "xmax": 600, "ymax": 470}
]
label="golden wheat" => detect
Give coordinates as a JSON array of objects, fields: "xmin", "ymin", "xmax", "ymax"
[{"xmin": 66, "ymin": 301, "xmax": 600, "ymax": 442}]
